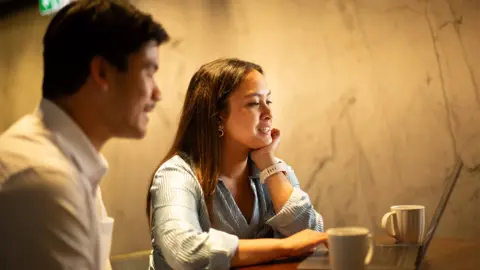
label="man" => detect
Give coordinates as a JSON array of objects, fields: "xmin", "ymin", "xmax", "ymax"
[{"xmin": 0, "ymin": 1, "xmax": 169, "ymax": 269}]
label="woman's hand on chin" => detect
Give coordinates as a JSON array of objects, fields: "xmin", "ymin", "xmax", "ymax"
[{"xmin": 250, "ymin": 128, "xmax": 281, "ymax": 171}]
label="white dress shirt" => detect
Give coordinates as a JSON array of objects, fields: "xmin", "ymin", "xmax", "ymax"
[{"xmin": 0, "ymin": 99, "xmax": 113, "ymax": 270}]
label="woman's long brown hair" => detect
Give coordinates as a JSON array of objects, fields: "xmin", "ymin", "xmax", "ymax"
[{"xmin": 146, "ymin": 58, "xmax": 263, "ymax": 225}]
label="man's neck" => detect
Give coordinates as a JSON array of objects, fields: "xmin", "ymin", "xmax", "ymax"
[{"xmin": 53, "ymin": 98, "xmax": 110, "ymax": 152}]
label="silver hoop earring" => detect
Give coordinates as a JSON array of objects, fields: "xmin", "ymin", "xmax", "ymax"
[{"xmin": 218, "ymin": 126, "xmax": 224, "ymax": 137}]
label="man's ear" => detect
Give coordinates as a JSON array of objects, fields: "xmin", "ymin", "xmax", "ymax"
[{"xmin": 90, "ymin": 56, "xmax": 109, "ymax": 92}]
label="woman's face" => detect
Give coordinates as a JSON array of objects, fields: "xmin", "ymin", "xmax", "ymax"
[{"xmin": 222, "ymin": 70, "xmax": 273, "ymax": 149}]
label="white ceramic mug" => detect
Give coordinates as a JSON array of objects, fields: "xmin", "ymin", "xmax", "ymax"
[
  {"xmin": 327, "ymin": 227, "xmax": 374, "ymax": 270},
  {"xmin": 381, "ymin": 205, "xmax": 425, "ymax": 244}
]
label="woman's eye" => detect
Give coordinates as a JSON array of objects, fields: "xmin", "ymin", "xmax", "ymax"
[{"xmin": 247, "ymin": 101, "xmax": 272, "ymax": 107}]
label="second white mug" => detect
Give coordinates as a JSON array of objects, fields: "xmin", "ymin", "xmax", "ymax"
[{"xmin": 381, "ymin": 205, "xmax": 425, "ymax": 244}]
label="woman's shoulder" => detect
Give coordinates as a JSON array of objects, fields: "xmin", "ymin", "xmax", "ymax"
[
  {"xmin": 153, "ymin": 154, "xmax": 203, "ymax": 193},
  {"xmin": 157, "ymin": 154, "xmax": 194, "ymax": 172}
]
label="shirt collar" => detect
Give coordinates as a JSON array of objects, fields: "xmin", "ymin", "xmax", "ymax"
[
  {"xmin": 249, "ymin": 159, "xmax": 261, "ymax": 180},
  {"xmin": 37, "ymin": 98, "xmax": 108, "ymax": 190}
]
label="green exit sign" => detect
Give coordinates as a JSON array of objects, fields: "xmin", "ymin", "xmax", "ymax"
[{"xmin": 39, "ymin": 0, "xmax": 72, "ymax": 16}]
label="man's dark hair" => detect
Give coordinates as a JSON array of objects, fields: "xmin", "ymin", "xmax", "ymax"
[{"xmin": 42, "ymin": 0, "xmax": 169, "ymax": 99}]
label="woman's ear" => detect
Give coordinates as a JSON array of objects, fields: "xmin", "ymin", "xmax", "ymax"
[
  {"xmin": 217, "ymin": 113, "xmax": 227, "ymax": 125},
  {"xmin": 217, "ymin": 117, "xmax": 223, "ymax": 128}
]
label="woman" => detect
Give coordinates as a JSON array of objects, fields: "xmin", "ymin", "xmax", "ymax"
[{"xmin": 146, "ymin": 58, "xmax": 327, "ymax": 270}]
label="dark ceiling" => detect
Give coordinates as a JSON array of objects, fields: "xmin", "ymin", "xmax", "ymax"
[{"xmin": 0, "ymin": 0, "xmax": 38, "ymax": 19}]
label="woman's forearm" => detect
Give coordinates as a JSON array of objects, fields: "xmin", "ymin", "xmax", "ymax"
[
  {"xmin": 230, "ymin": 238, "xmax": 286, "ymax": 267},
  {"xmin": 255, "ymin": 157, "xmax": 294, "ymax": 213},
  {"xmin": 264, "ymin": 171, "xmax": 294, "ymax": 213}
]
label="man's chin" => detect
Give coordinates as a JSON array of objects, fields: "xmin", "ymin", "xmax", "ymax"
[
  {"xmin": 133, "ymin": 128, "xmax": 147, "ymax": 139},
  {"xmin": 115, "ymin": 128, "xmax": 147, "ymax": 139}
]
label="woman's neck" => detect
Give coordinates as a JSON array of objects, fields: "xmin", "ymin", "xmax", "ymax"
[{"xmin": 220, "ymin": 137, "xmax": 250, "ymax": 182}]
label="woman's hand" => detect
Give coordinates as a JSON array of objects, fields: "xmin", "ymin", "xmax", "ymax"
[
  {"xmin": 281, "ymin": 229, "xmax": 328, "ymax": 257},
  {"xmin": 231, "ymin": 229, "xmax": 327, "ymax": 267},
  {"xmin": 250, "ymin": 128, "xmax": 281, "ymax": 171}
]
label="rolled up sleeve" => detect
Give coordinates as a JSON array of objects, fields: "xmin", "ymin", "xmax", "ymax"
[
  {"xmin": 150, "ymin": 162, "xmax": 239, "ymax": 270},
  {"xmin": 265, "ymin": 163, "xmax": 324, "ymax": 236}
]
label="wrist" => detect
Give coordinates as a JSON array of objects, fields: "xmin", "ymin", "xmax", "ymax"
[
  {"xmin": 256, "ymin": 156, "xmax": 276, "ymax": 171},
  {"xmin": 277, "ymin": 239, "xmax": 292, "ymax": 257},
  {"xmin": 259, "ymin": 162, "xmax": 287, "ymax": 184}
]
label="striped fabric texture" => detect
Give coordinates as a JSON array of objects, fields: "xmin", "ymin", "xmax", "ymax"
[{"xmin": 149, "ymin": 155, "xmax": 324, "ymax": 270}]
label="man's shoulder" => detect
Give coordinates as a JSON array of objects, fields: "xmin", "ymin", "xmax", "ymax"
[
  {"xmin": 2, "ymin": 167, "xmax": 77, "ymax": 194},
  {"xmin": 0, "ymin": 115, "xmax": 74, "ymax": 183},
  {"xmin": 0, "ymin": 114, "xmax": 51, "ymax": 150}
]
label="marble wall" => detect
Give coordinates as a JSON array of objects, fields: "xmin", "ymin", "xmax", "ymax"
[{"xmin": 1, "ymin": 0, "xmax": 479, "ymax": 256}]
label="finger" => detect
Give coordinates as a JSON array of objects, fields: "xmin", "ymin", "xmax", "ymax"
[
  {"xmin": 313, "ymin": 232, "xmax": 328, "ymax": 240},
  {"xmin": 305, "ymin": 238, "xmax": 325, "ymax": 249},
  {"xmin": 310, "ymin": 236, "xmax": 328, "ymax": 246},
  {"xmin": 271, "ymin": 129, "xmax": 281, "ymax": 148},
  {"xmin": 271, "ymin": 128, "xmax": 280, "ymax": 139},
  {"xmin": 300, "ymin": 244, "xmax": 320, "ymax": 256}
]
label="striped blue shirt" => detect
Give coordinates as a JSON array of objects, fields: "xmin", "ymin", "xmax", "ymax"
[{"xmin": 149, "ymin": 154, "xmax": 324, "ymax": 270}]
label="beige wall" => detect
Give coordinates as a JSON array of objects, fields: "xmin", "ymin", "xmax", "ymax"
[{"xmin": 1, "ymin": 0, "xmax": 479, "ymax": 256}]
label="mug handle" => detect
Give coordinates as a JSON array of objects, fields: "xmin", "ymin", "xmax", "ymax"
[
  {"xmin": 364, "ymin": 233, "xmax": 374, "ymax": 265},
  {"xmin": 381, "ymin": 211, "xmax": 397, "ymax": 239}
]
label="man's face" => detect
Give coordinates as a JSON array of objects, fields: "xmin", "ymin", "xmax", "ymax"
[{"xmin": 105, "ymin": 41, "xmax": 161, "ymax": 139}]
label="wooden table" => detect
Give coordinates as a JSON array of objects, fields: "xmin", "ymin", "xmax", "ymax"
[{"xmin": 236, "ymin": 238, "xmax": 480, "ymax": 270}]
